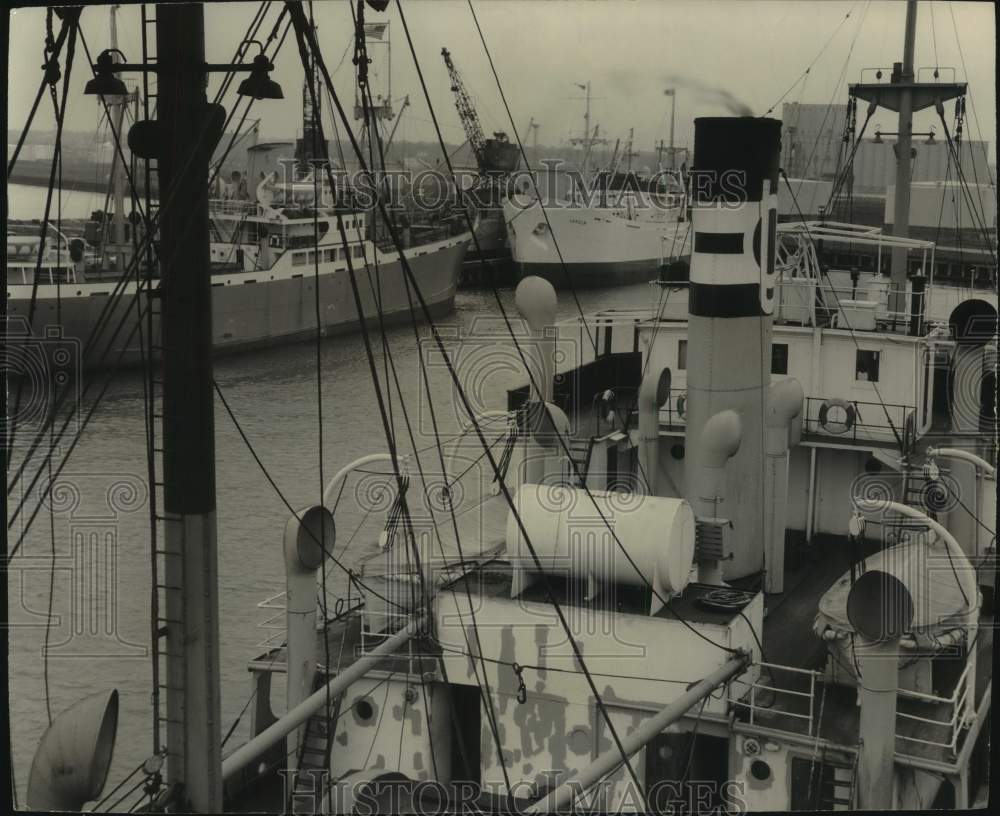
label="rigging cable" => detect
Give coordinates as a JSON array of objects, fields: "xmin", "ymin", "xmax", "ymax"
[
  {"xmin": 304, "ymin": 5, "xmax": 665, "ymax": 804},
  {"xmin": 6, "ymin": 17, "xmax": 298, "ymax": 547},
  {"xmin": 6, "ymin": 9, "xmax": 74, "ymax": 179},
  {"xmin": 395, "ymin": 0, "xmax": 736, "ymax": 660},
  {"xmin": 357, "ymin": 52, "xmax": 521, "ymax": 792},
  {"xmin": 7, "ymin": 10, "xmax": 80, "ymax": 458},
  {"xmin": 463, "ymin": 0, "xmax": 598, "ymax": 357},
  {"xmin": 761, "ymin": 0, "xmax": 866, "ymax": 117},
  {"xmin": 783, "ymin": 170, "xmax": 906, "ymax": 451}
]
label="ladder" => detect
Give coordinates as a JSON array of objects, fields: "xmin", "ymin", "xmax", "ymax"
[
  {"xmin": 566, "ymin": 437, "xmax": 595, "ymax": 487},
  {"xmin": 140, "ymin": 2, "xmax": 176, "ymax": 773},
  {"xmin": 289, "ymin": 687, "xmax": 343, "ymax": 814}
]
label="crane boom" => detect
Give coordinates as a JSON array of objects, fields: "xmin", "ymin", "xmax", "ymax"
[{"xmin": 441, "ymin": 47, "xmax": 520, "ymax": 175}]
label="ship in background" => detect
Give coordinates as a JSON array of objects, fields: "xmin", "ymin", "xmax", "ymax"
[
  {"xmin": 504, "ymin": 82, "xmax": 691, "ymax": 289},
  {"xmin": 5, "ymin": 7, "xmax": 469, "ymax": 370},
  {"xmin": 16, "ymin": 1, "xmax": 996, "ymax": 814}
]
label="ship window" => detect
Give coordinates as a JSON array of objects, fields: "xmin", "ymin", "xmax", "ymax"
[
  {"xmin": 307, "ymin": 250, "xmax": 316, "ymax": 264},
  {"xmin": 324, "ymin": 248, "xmax": 335, "ymax": 262},
  {"xmin": 855, "ymin": 350, "xmax": 880, "ymax": 382},
  {"xmin": 339, "ymin": 247, "xmax": 347, "ymax": 261},
  {"xmin": 772, "ymin": 343, "xmax": 788, "ymax": 375},
  {"xmin": 678, "ymin": 340, "xmax": 687, "ymax": 370},
  {"xmin": 292, "ymin": 252, "xmax": 306, "ymax": 267},
  {"xmin": 353, "ymin": 245, "xmax": 365, "ymax": 259}
]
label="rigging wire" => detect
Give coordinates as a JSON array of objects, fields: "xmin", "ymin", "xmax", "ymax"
[
  {"xmin": 782, "ymin": 169, "xmax": 907, "ymax": 452},
  {"xmin": 7, "ymin": 12, "xmax": 80, "ymax": 459},
  {"xmin": 795, "ymin": 1, "xmax": 870, "ymax": 197},
  {"xmin": 463, "ymin": 0, "xmax": 598, "ymax": 357},
  {"xmin": 761, "ymin": 0, "xmax": 866, "ymax": 117},
  {"xmin": 354, "ymin": 52, "xmax": 520, "ymax": 795},
  {"xmin": 394, "ymin": 0, "xmax": 737, "ymax": 660},
  {"xmin": 6, "ymin": 16, "xmax": 298, "ymax": 547},
  {"xmin": 302, "ymin": 5, "xmax": 655, "ymax": 804},
  {"xmin": 6, "ymin": 9, "xmax": 74, "ymax": 179}
]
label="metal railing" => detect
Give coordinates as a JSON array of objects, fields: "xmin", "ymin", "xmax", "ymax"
[
  {"xmin": 359, "ymin": 608, "xmax": 416, "ymax": 673},
  {"xmin": 895, "ymin": 659, "xmax": 974, "ymax": 757},
  {"xmin": 803, "ymin": 396, "xmax": 914, "ymax": 443},
  {"xmin": 733, "ymin": 661, "xmax": 823, "ymax": 737},
  {"xmin": 208, "ymin": 198, "xmax": 263, "ymax": 217},
  {"xmin": 735, "ymin": 658, "xmax": 975, "ymax": 759}
]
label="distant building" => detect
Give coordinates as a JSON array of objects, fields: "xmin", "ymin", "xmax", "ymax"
[
  {"xmin": 780, "ymin": 102, "xmax": 992, "ymax": 194},
  {"xmin": 781, "ymin": 103, "xmax": 848, "ymax": 180}
]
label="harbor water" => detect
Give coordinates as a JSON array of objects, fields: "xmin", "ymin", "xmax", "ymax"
[{"xmin": 5, "ymin": 202, "xmax": 654, "ymax": 795}]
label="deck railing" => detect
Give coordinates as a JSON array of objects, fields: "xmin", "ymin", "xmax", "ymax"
[
  {"xmin": 735, "ymin": 658, "xmax": 975, "ymax": 759},
  {"xmin": 732, "ymin": 661, "xmax": 823, "ymax": 737},
  {"xmin": 895, "ymin": 659, "xmax": 974, "ymax": 757}
]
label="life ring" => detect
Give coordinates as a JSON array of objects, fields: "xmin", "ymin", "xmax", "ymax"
[
  {"xmin": 676, "ymin": 394, "xmax": 687, "ymax": 419},
  {"xmin": 818, "ymin": 398, "xmax": 856, "ymax": 434}
]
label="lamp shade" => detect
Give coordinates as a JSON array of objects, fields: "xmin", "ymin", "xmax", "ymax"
[{"xmin": 237, "ymin": 54, "xmax": 283, "ymax": 100}]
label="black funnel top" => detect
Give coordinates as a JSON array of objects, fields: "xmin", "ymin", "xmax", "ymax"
[{"xmin": 693, "ymin": 117, "xmax": 782, "ymax": 204}]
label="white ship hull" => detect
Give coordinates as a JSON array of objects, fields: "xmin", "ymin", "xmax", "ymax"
[{"xmin": 503, "ymin": 194, "xmax": 690, "ymax": 288}]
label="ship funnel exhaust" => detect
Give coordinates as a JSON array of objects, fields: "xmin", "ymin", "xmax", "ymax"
[
  {"xmin": 284, "ymin": 505, "xmax": 335, "ymax": 767},
  {"xmin": 684, "ymin": 116, "xmax": 782, "ymax": 580},
  {"xmin": 515, "ymin": 276, "xmax": 561, "ymax": 483},
  {"xmin": 27, "ymin": 689, "xmax": 119, "ymax": 811},
  {"xmin": 847, "ymin": 570, "xmax": 914, "ymax": 809}
]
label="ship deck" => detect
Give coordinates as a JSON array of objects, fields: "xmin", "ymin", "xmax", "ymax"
[{"xmin": 741, "ymin": 533, "xmax": 994, "ymax": 769}]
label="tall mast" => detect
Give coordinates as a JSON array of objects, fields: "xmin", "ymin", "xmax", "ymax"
[
  {"xmin": 848, "ymin": 0, "xmax": 966, "ymax": 322},
  {"xmin": 157, "ymin": 4, "xmax": 223, "ymax": 810},
  {"xmin": 889, "ymin": 0, "xmax": 918, "ymax": 314},
  {"xmin": 108, "ymin": 5, "xmax": 127, "ymax": 269}
]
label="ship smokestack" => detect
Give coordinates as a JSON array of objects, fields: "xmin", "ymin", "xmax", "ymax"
[
  {"xmin": 515, "ymin": 276, "xmax": 563, "ymax": 484},
  {"xmin": 847, "ymin": 569, "xmax": 914, "ymax": 809},
  {"xmin": 284, "ymin": 505, "xmax": 334, "ymax": 767},
  {"xmin": 684, "ymin": 117, "xmax": 782, "ymax": 580},
  {"xmin": 764, "ymin": 379, "xmax": 804, "ymax": 593}
]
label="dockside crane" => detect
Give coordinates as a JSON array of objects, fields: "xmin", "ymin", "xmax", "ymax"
[{"xmin": 441, "ymin": 47, "xmax": 520, "ymax": 175}]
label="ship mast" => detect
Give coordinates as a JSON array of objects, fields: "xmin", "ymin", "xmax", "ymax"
[
  {"xmin": 849, "ymin": 0, "xmax": 965, "ymax": 317},
  {"xmin": 570, "ymin": 81, "xmax": 608, "ymax": 179},
  {"xmin": 889, "ymin": 0, "xmax": 918, "ymax": 315},
  {"xmin": 107, "ymin": 4, "xmax": 128, "ymax": 271},
  {"xmin": 156, "ymin": 5, "xmax": 223, "ymax": 809}
]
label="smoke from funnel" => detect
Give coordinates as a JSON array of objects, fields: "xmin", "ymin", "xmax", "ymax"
[{"xmin": 663, "ymin": 74, "xmax": 754, "ymax": 116}]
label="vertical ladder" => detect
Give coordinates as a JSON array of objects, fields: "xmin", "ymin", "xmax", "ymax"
[
  {"xmin": 140, "ymin": 2, "xmax": 173, "ymax": 766},
  {"xmin": 566, "ymin": 437, "xmax": 595, "ymax": 487},
  {"xmin": 289, "ymin": 686, "xmax": 342, "ymax": 814}
]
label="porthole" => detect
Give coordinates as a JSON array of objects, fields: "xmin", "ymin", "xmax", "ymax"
[
  {"xmin": 354, "ymin": 698, "xmax": 375, "ymax": 723},
  {"xmin": 750, "ymin": 759, "xmax": 771, "ymax": 781}
]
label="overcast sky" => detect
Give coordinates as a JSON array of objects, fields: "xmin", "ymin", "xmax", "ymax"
[{"xmin": 7, "ymin": 0, "xmax": 997, "ymax": 156}]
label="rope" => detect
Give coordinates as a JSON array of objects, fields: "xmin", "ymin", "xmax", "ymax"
[
  {"xmin": 298, "ymin": 7, "xmax": 672, "ymax": 803},
  {"xmin": 395, "ymin": 0, "xmax": 738, "ymax": 661},
  {"xmin": 464, "ymin": 0, "xmax": 598, "ymax": 357},
  {"xmin": 782, "ymin": 169, "xmax": 906, "ymax": 451}
]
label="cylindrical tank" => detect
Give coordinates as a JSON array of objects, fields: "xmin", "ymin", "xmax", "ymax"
[{"xmin": 506, "ymin": 484, "xmax": 696, "ymax": 603}]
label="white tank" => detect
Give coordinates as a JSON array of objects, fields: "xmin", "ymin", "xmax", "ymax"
[{"xmin": 506, "ymin": 484, "xmax": 696, "ymax": 610}]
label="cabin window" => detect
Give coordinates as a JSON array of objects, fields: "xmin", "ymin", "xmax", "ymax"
[
  {"xmin": 772, "ymin": 343, "xmax": 788, "ymax": 375},
  {"xmin": 291, "ymin": 252, "xmax": 306, "ymax": 267},
  {"xmin": 677, "ymin": 340, "xmax": 687, "ymax": 371},
  {"xmin": 307, "ymin": 250, "xmax": 316, "ymax": 264},
  {"xmin": 324, "ymin": 248, "xmax": 335, "ymax": 263},
  {"xmin": 855, "ymin": 349, "xmax": 880, "ymax": 382},
  {"xmin": 353, "ymin": 245, "xmax": 365, "ymax": 259}
]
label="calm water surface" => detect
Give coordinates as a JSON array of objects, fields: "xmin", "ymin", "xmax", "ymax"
[{"xmin": 6, "ymin": 221, "xmax": 656, "ymax": 799}]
